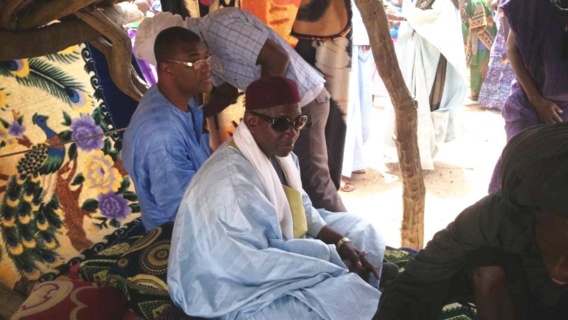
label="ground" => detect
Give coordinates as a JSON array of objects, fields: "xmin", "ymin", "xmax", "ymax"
[{"xmin": 340, "ymin": 99, "xmax": 506, "ymax": 248}]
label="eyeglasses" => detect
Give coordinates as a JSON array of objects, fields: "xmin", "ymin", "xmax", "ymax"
[
  {"xmin": 250, "ymin": 111, "xmax": 308, "ymax": 132},
  {"xmin": 167, "ymin": 55, "xmax": 212, "ymax": 70}
]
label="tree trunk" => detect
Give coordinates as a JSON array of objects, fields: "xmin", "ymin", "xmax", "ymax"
[{"xmin": 354, "ymin": 0, "xmax": 426, "ymax": 249}]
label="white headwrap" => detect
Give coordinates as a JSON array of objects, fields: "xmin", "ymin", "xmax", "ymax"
[{"xmin": 134, "ymin": 12, "xmax": 187, "ymax": 65}]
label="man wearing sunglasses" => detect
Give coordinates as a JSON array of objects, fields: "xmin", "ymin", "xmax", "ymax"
[
  {"xmin": 169, "ymin": 76, "xmax": 388, "ymax": 319},
  {"xmin": 135, "ymin": 8, "xmax": 348, "ymax": 214},
  {"xmin": 122, "ymin": 27, "xmax": 213, "ymax": 231}
]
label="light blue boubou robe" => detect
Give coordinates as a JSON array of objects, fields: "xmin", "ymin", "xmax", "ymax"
[{"xmin": 168, "ymin": 142, "xmax": 384, "ymax": 319}]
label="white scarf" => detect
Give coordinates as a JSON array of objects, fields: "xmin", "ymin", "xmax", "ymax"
[{"xmin": 232, "ymin": 122, "xmax": 302, "ymax": 240}]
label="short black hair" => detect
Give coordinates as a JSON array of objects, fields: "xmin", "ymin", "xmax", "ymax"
[{"xmin": 154, "ymin": 27, "xmax": 202, "ymax": 62}]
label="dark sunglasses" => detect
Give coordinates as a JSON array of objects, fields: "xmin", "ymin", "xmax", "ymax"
[{"xmin": 250, "ymin": 111, "xmax": 308, "ymax": 132}]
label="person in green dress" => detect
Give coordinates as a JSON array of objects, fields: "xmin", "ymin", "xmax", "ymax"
[{"xmin": 462, "ymin": 0, "xmax": 498, "ymax": 101}]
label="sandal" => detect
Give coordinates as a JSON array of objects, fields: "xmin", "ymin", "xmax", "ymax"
[
  {"xmin": 352, "ymin": 169, "xmax": 366, "ymax": 174},
  {"xmin": 340, "ymin": 177, "xmax": 356, "ymax": 192}
]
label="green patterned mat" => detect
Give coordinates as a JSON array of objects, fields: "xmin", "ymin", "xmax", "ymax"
[{"xmin": 383, "ymin": 247, "xmax": 478, "ymax": 320}]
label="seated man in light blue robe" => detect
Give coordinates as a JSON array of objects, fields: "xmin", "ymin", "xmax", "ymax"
[
  {"xmin": 168, "ymin": 76, "xmax": 386, "ymax": 319},
  {"xmin": 122, "ymin": 27, "xmax": 212, "ymax": 231}
]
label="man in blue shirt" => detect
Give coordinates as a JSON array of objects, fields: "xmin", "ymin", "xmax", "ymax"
[{"xmin": 122, "ymin": 27, "xmax": 212, "ymax": 230}]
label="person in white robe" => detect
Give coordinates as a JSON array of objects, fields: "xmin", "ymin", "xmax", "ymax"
[
  {"xmin": 168, "ymin": 76, "xmax": 386, "ymax": 319},
  {"xmin": 384, "ymin": 0, "xmax": 467, "ymax": 170}
]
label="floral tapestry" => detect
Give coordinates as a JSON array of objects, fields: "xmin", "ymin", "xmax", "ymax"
[{"xmin": 0, "ymin": 45, "xmax": 139, "ymax": 290}]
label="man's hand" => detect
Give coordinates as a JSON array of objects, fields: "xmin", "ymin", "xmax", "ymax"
[
  {"xmin": 257, "ymin": 38, "xmax": 290, "ymax": 77},
  {"xmin": 339, "ymin": 241, "xmax": 380, "ymax": 282},
  {"xmin": 316, "ymin": 225, "xmax": 379, "ymax": 282},
  {"xmin": 531, "ymin": 96, "xmax": 564, "ymax": 124},
  {"xmin": 202, "ymin": 84, "xmax": 240, "ymax": 118}
]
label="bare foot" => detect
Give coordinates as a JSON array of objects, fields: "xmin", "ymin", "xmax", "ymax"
[{"xmin": 340, "ymin": 177, "xmax": 356, "ymax": 192}]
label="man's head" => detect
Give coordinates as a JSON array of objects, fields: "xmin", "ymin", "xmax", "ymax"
[
  {"xmin": 499, "ymin": 123, "xmax": 568, "ymax": 286},
  {"xmin": 153, "ymin": 26, "xmax": 212, "ymax": 95},
  {"xmin": 243, "ymin": 76, "xmax": 307, "ymax": 158}
]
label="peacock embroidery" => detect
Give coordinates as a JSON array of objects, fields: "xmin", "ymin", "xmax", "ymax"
[
  {"xmin": 0, "ymin": 113, "xmax": 65, "ymax": 277},
  {"xmin": 0, "ymin": 46, "xmax": 139, "ymax": 289}
]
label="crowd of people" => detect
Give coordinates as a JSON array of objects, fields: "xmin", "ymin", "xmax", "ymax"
[{"xmin": 118, "ymin": 0, "xmax": 567, "ymax": 318}]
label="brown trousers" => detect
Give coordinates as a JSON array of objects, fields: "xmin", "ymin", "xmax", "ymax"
[{"xmin": 294, "ymin": 88, "xmax": 347, "ymax": 212}]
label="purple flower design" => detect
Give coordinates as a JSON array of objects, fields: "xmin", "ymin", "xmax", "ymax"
[
  {"xmin": 8, "ymin": 121, "xmax": 25, "ymax": 138},
  {"xmin": 98, "ymin": 192, "xmax": 131, "ymax": 219},
  {"xmin": 71, "ymin": 115, "xmax": 103, "ymax": 151}
]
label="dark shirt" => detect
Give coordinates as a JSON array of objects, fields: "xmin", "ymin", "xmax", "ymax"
[{"xmin": 377, "ymin": 193, "xmax": 567, "ymax": 319}]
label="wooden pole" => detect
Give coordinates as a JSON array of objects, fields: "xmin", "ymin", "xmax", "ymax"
[
  {"xmin": 15, "ymin": 0, "xmax": 98, "ymax": 30},
  {"xmin": 76, "ymin": 7, "xmax": 145, "ymax": 101},
  {"xmin": 353, "ymin": 0, "xmax": 425, "ymax": 248},
  {"xmin": 0, "ymin": 20, "xmax": 100, "ymax": 60}
]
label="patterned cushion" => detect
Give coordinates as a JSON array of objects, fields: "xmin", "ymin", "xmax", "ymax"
[
  {"xmin": 40, "ymin": 217, "xmax": 145, "ymax": 284},
  {"xmin": 382, "ymin": 247, "xmax": 478, "ymax": 320},
  {"xmin": 106, "ymin": 222, "xmax": 173, "ymax": 319},
  {"xmin": 11, "ymin": 280, "xmax": 127, "ymax": 320},
  {"xmin": 79, "ymin": 234, "xmax": 142, "ymax": 284},
  {"xmin": 79, "ymin": 222, "xmax": 175, "ymax": 320}
]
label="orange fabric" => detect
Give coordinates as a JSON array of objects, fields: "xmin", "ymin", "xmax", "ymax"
[{"xmin": 241, "ymin": 0, "xmax": 300, "ymax": 47}]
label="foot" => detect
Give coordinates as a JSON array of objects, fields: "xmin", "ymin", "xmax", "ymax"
[
  {"xmin": 352, "ymin": 169, "xmax": 366, "ymax": 174},
  {"xmin": 340, "ymin": 177, "xmax": 356, "ymax": 192}
]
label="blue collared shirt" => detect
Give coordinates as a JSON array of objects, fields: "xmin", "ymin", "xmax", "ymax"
[{"xmin": 122, "ymin": 86, "xmax": 211, "ymax": 230}]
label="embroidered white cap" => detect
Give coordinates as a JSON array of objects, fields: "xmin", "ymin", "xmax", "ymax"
[{"xmin": 134, "ymin": 12, "xmax": 186, "ymax": 65}]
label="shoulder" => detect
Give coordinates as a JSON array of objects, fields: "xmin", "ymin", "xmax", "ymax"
[
  {"xmin": 196, "ymin": 145, "xmax": 261, "ymax": 185},
  {"xmin": 189, "ymin": 145, "xmax": 265, "ymax": 200},
  {"xmin": 127, "ymin": 109, "xmax": 184, "ymax": 150},
  {"xmin": 500, "ymin": 0, "xmax": 535, "ymax": 17},
  {"xmin": 209, "ymin": 145, "xmax": 256, "ymax": 173},
  {"xmin": 453, "ymin": 193, "xmax": 508, "ymax": 225},
  {"xmin": 133, "ymin": 87, "xmax": 181, "ymax": 124}
]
